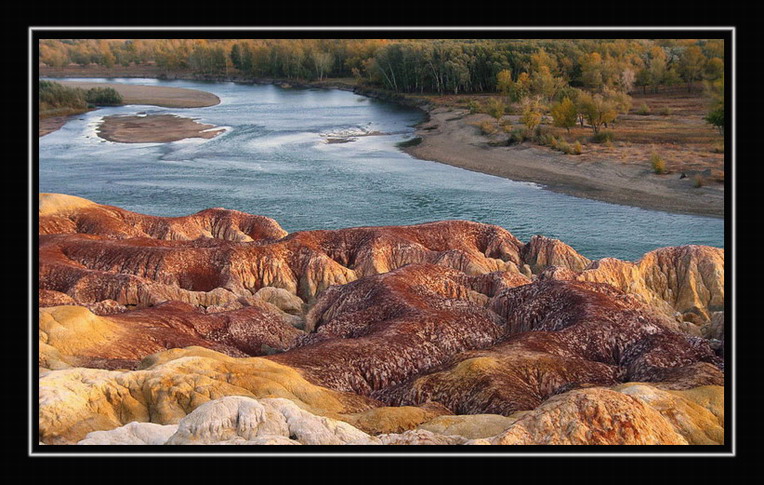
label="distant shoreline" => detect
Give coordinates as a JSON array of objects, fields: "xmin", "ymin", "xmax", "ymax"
[{"xmin": 37, "ymin": 71, "xmax": 724, "ymax": 218}]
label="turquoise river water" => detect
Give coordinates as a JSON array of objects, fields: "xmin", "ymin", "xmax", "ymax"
[{"xmin": 38, "ymin": 78, "xmax": 724, "ymax": 261}]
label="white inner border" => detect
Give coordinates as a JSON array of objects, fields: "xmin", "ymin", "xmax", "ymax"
[{"xmin": 29, "ymin": 26, "xmax": 735, "ymax": 457}]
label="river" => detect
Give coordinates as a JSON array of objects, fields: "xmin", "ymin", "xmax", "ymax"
[{"xmin": 38, "ymin": 78, "xmax": 724, "ymax": 261}]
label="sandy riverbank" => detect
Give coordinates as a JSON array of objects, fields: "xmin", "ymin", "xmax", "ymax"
[
  {"xmin": 402, "ymin": 107, "xmax": 724, "ymax": 219},
  {"xmin": 39, "ymin": 81, "xmax": 222, "ymax": 139},
  {"xmin": 55, "ymin": 81, "xmax": 220, "ymax": 108},
  {"xmin": 39, "ymin": 115, "xmax": 82, "ymax": 137},
  {"xmin": 96, "ymin": 114, "xmax": 225, "ymax": 143}
]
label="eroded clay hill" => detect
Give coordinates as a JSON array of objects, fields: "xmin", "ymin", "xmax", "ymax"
[{"xmin": 37, "ymin": 194, "xmax": 726, "ymax": 446}]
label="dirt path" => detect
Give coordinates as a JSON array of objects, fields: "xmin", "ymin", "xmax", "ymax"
[{"xmin": 403, "ymin": 108, "xmax": 724, "ymax": 218}]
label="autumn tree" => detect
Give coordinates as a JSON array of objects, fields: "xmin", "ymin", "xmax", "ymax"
[
  {"xmin": 577, "ymin": 92, "xmax": 618, "ymax": 133},
  {"xmin": 579, "ymin": 52, "xmax": 604, "ymax": 91},
  {"xmin": 550, "ymin": 97, "xmax": 577, "ymax": 133},
  {"xmin": 514, "ymin": 72, "xmax": 532, "ymax": 101},
  {"xmin": 496, "ymin": 69, "xmax": 513, "ymax": 97},
  {"xmin": 485, "ymin": 98, "xmax": 506, "ymax": 126},
  {"xmin": 678, "ymin": 45, "xmax": 707, "ymax": 92},
  {"xmin": 520, "ymin": 96, "xmax": 544, "ymax": 133},
  {"xmin": 530, "ymin": 65, "xmax": 562, "ymax": 102}
]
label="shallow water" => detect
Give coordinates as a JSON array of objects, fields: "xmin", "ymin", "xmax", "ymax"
[{"xmin": 39, "ymin": 78, "xmax": 724, "ymax": 261}]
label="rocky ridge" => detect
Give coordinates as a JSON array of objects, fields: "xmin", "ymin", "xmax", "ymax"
[{"xmin": 37, "ymin": 194, "xmax": 726, "ymax": 446}]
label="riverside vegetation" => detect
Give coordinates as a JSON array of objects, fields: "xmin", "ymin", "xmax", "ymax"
[
  {"xmin": 40, "ymin": 38, "xmax": 725, "ymax": 185},
  {"xmin": 39, "ymin": 80, "xmax": 123, "ymax": 118}
]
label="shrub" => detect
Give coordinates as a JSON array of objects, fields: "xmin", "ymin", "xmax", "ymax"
[
  {"xmin": 651, "ymin": 153, "xmax": 666, "ymax": 174},
  {"xmin": 508, "ymin": 128, "xmax": 527, "ymax": 145},
  {"xmin": 558, "ymin": 140, "xmax": 572, "ymax": 154},
  {"xmin": 485, "ymin": 98, "xmax": 506, "ymax": 121},
  {"xmin": 572, "ymin": 141, "xmax": 583, "ymax": 155},
  {"xmin": 637, "ymin": 103, "xmax": 651, "ymax": 115},
  {"xmin": 500, "ymin": 119, "xmax": 513, "ymax": 133},
  {"xmin": 467, "ymin": 100, "xmax": 481, "ymax": 114},
  {"xmin": 658, "ymin": 107, "xmax": 672, "ymax": 116},
  {"xmin": 538, "ymin": 134, "xmax": 556, "ymax": 147},
  {"xmin": 84, "ymin": 87, "xmax": 123, "ymax": 106},
  {"xmin": 590, "ymin": 130, "xmax": 615, "ymax": 144},
  {"xmin": 693, "ymin": 175, "xmax": 705, "ymax": 187},
  {"xmin": 480, "ymin": 120, "xmax": 498, "ymax": 135},
  {"xmin": 705, "ymin": 106, "xmax": 724, "ymax": 135},
  {"xmin": 39, "ymin": 80, "xmax": 87, "ymax": 114}
]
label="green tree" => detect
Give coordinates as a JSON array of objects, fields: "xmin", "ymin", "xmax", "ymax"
[
  {"xmin": 704, "ymin": 57, "xmax": 724, "ymax": 81},
  {"xmin": 704, "ymin": 76, "xmax": 724, "ymax": 135},
  {"xmin": 705, "ymin": 107, "xmax": 724, "ymax": 135},
  {"xmin": 310, "ymin": 51, "xmax": 334, "ymax": 81},
  {"xmin": 635, "ymin": 68, "xmax": 652, "ymax": 94}
]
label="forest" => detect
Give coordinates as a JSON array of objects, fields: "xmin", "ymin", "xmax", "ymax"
[
  {"xmin": 39, "ymin": 39, "xmax": 723, "ymax": 93},
  {"xmin": 38, "ymin": 38, "xmax": 725, "ymax": 134}
]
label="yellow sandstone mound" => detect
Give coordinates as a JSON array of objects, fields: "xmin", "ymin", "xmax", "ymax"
[
  {"xmin": 39, "ymin": 347, "xmax": 446, "ymax": 444},
  {"xmin": 39, "ymin": 193, "xmax": 97, "ymax": 216}
]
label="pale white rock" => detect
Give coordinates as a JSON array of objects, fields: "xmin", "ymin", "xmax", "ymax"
[
  {"xmin": 165, "ymin": 396, "xmax": 371, "ymax": 445},
  {"xmin": 78, "ymin": 422, "xmax": 179, "ymax": 445}
]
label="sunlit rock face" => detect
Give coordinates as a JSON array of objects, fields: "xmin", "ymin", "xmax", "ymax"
[
  {"xmin": 39, "ymin": 193, "xmax": 288, "ymax": 242},
  {"xmin": 39, "ymin": 301, "xmax": 305, "ymax": 371},
  {"xmin": 37, "ymin": 195, "xmax": 725, "ymax": 446},
  {"xmin": 39, "ymin": 196, "xmax": 525, "ymax": 309},
  {"xmin": 538, "ymin": 245, "xmax": 724, "ymax": 325},
  {"xmin": 521, "ymin": 235, "xmax": 591, "ymax": 274}
]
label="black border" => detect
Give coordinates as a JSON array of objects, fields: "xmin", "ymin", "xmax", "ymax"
[{"xmin": 28, "ymin": 26, "xmax": 735, "ymax": 459}]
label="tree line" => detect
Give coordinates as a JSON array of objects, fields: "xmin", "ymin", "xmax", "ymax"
[
  {"xmin": 39, "ymin": 38, "xmax": 724, "ymax": 95},
  {"xmin": 39, "ymin": 38, "xmax": 725, "ymax": 134}
]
